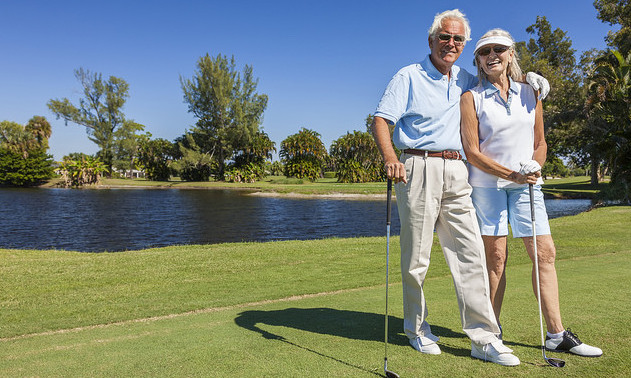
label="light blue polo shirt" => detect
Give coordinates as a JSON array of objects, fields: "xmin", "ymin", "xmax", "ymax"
[{"xmin": 374, "ymin": 55, "xmax": 477, "ymax": 151}]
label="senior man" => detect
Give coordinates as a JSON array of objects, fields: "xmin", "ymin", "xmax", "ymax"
[{"xmin": 372, "ymin": 9, "xmax": 549, "ymax": 366}]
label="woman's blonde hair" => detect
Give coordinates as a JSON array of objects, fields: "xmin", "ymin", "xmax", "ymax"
[{"xmin": 474, "ymin": 28, "xmax": 523, "ymax": 82}]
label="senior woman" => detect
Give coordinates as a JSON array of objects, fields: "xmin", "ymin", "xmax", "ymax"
[{"xmin": 459, "ymin": 29, "xmax": 602, "ymax": 357}]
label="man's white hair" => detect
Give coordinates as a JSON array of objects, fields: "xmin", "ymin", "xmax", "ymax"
[{"xmin": 428, "ymin": 9, "xmax": 471, "ymax": 43}]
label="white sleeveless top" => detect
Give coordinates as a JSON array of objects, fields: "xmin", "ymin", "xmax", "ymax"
[{"xmin": 467, "ymin": 78, "xmax": 543, "ymax": 188}]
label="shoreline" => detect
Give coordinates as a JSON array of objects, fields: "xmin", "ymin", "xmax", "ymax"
[
  {"xmin": 38, "ymin": 179, "xmax": 391, "ymax": 200},
  {"xmin": 35, "ymin": 178, "xmax": 600, "ymax": 201},
  {"xmin": 248, "ymin": 191, "xmax": 386, "ymax": 200},
  {"xmin": 41, "ymin": 183, "xmax": 389, "ymax": 200}
]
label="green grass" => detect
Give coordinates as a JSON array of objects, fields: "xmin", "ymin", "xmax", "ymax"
[
  {"xmin": 541, "ymin": 176, "xmax": 609, "ymax": 199},
  {"xmin": 1, "ymin": 207, "xmax": 630, "ymax": 376}
]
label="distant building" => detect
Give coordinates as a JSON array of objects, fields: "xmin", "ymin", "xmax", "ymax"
[{"xmin": 112, "ymin": 168, "xmax": 146, "ymax": 179}]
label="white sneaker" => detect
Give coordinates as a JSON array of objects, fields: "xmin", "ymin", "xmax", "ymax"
[
  {"xmin": 545, "ymin": 329, "xmax": 603, "ymax": 357},
  {"xmin": 471, "ymin": 340, "xmax": 520, "ymax": 366},
  {"xmin": 409, "ymin": 333, "xmax": 441, "ymax": 355}
]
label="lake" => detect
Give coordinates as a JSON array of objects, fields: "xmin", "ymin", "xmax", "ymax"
[{"xmin": 0, "ymin": 188, "xmax": 594, "ymax": 252}]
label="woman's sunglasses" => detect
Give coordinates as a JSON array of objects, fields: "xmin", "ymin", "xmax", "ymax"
[{"xmin": 477, "ymin": 45, "xmax": 510, "ymax": 56}]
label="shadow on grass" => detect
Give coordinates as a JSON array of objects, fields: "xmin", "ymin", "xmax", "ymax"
[
  {"xmin": 235, "ymin": 307, "xmax": 408, "ymax": 344},
  {"xmin": 234, "ymin": 307, "xmax": 475, "ymax": 374}
]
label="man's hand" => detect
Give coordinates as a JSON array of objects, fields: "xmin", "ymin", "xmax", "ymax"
[
  {"xmin": 385, "ymin": 159, "xmax": 407, "ymax": 184},
  {"xmin": 526, "ymin": 72, "xmax": 550, "ymax": 100}
]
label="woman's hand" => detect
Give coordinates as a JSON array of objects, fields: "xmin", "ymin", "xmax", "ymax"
[
  {"xmin": 509, "ymin": 171, "xmax": 540, "ymax": 184},
  {"xmin": 516, "ymin": 159, "xmax": 542, "ymax": 184}
]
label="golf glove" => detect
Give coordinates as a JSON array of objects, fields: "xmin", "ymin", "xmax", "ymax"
[
  {"xmin": 526, "ymin": 72, "xmax": 550, "ymax": 100},
  {"xmin": 519, "ymin": 160, "xmax": 541, "ymax": 175}
]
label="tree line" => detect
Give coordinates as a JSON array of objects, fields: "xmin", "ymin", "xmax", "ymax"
[
  {"xmin": 514, "ymin": 0, "xmax": 630, "ymax": 201},
  {"xmin": 1, "ymin": 1, "xmax": 629, "ymax": 201},
  {"xmin": 1, "ymin": 54, "xmax": 390, "ymax": 187}
]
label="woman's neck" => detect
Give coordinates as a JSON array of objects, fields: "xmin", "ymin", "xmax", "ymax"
[{"xmin": 488, "ymin": 73, "xmax": 510, "ymax": 101}]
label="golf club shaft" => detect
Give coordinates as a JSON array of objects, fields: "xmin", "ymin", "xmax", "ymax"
[
  {"xmin": 530, "ymin": 184, "xmax": 547, "ymax": 352},
  {"xmin": 384, "ymin": 179, "xmax": 393, "ymax": 374},
  {"xmin": 529, "ymin": 184, "xmax": 566, "ymax": 368}
]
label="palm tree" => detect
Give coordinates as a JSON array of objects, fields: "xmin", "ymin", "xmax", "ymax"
[
  {"xmin": 280, "ymin": 128, "xmax": 328, "ymax": 181},
  {"xmin": 25, "ymin": 116, "xmax": 52, "ymax": 151},
  {"xmin": 330, "ymin": 130, "xmax": 383, "ymax": 183},
  {"xmin": 586, "ymin": 50, "xmax": 631, "ymax": 201}
]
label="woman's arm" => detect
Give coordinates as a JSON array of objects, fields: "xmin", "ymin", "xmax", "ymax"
[{"xmin": 460, "ymin": 91, "xmax": 531, "ymax": 184}]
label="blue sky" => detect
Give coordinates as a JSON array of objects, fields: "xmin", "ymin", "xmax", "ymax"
[{"xmin": 0, "ymin": 0, "xmax": 616, "ymax": 161}]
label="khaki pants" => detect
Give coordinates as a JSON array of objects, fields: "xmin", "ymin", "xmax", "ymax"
[{"xmin": 395, "ymin": 153, "xmax": 500, "ymax": 345}]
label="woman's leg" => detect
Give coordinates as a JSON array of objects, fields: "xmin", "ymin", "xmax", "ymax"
[
  {"xmin": 522, "ymin": 234, "xmax": 564, "ymax": 333},
  {"xmin": 482, "ymin": 235, "xmax": 508, "ymax": 325}
]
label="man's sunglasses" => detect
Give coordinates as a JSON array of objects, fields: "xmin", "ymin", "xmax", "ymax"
[
  {"xmin": 477, "ymin": 45, "xmax": 510, "ymax": 56},
  {"xmin": 437, "ymin": 33, "xmax": 465, "ymax": 45}
]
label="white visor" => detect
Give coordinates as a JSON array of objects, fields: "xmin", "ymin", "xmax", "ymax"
[{"xmin": 474, "ymin": 36, "xmax": 513, "ymax": 54}]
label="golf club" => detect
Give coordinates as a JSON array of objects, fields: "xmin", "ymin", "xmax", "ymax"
[
  {"xmin": 529, "ymin": 183, "xmax": 565, "ymax": 368},
  {"xmin": 383, "ymin": 179, "xmax": 400, "ymax": 378}
]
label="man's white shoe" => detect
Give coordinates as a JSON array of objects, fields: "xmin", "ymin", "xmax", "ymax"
[
  {"xmin": 471, "ymin": 340, "xmax": 520, "ymax": 366},
  {"xmin": 409, "ymin": 333, "xmax": 441, "ymax": 355}
]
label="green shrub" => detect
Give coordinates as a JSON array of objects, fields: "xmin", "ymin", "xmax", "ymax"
[
  {"xmin": 224, "ymin": 162, "xmax": 264, "ymax": 183},
  {"xmin": 58, "ymin": 155, "xmax": 107, "ymax": 187},
  {"xmin": 282, "ymin": 158, "xmax": 323, "ymax": 181},
  {"xmin": 179, "ymin": 164, "xmax": 213, "ymax": 182},
  {"xmin": 329, "ymin": 130, "xmax": 383, "ymax": 183},
  {"xmin": 280, "ymin": 128, "xmax": 327, "ymax": 182},
  {"xmin": 0, "ymin": 148, "xmax": 54, "ymax": 187},
  {"xmin": 268, "ymin": 161, "xmax": 284, "ymax": 176},
  {"xmin": 137, "ymin": 137, "xmax": 175, "ymax": 181}
]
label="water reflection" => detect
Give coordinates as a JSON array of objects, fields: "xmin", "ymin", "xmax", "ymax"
[
  {"xmin": 543, "ymin": 198, "xmax": 594, "ymax": 219},
  {"xmin": 0, "ymin": 188, "xmax": 593, "ymax": 252}
]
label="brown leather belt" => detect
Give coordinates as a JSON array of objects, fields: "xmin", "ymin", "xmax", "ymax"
[{"xmin": 403, "ymin": 149, "xmax": 463, "ymax": 160}]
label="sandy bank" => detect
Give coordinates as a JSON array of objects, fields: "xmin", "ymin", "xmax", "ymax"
[{"xmin": 247, "ymin": 191, "xmax": 388, "ymax": 200}]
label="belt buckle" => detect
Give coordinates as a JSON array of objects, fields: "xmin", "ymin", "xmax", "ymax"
[{"xmin": 443, "ymin": 151, "xmax": 460, "ymax": 160}]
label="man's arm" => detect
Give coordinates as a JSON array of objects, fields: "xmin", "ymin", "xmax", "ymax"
[
  {"xmin": 371, "ymin": 116, "xmax": 407, "ymax": 184},
  {"xmin": 532, "ymin": 98, "xmax": 547, "ymax": 167}
]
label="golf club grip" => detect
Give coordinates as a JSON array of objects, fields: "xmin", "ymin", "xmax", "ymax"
[{"xmin": 386, "ymin": 179, "xmax": 392, "ymax": 226}]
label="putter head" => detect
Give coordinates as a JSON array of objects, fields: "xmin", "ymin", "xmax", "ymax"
[
  {"xmin": 384, "ymin": 359, "xmax": 399, "ymax": 378},
  {"xmin": 542, "ymin": 346, "xmax": 565, "ymax": 367},
  {"xmin": 546, "ymin": 357, "xmax": 565, "ymax": 368}
]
